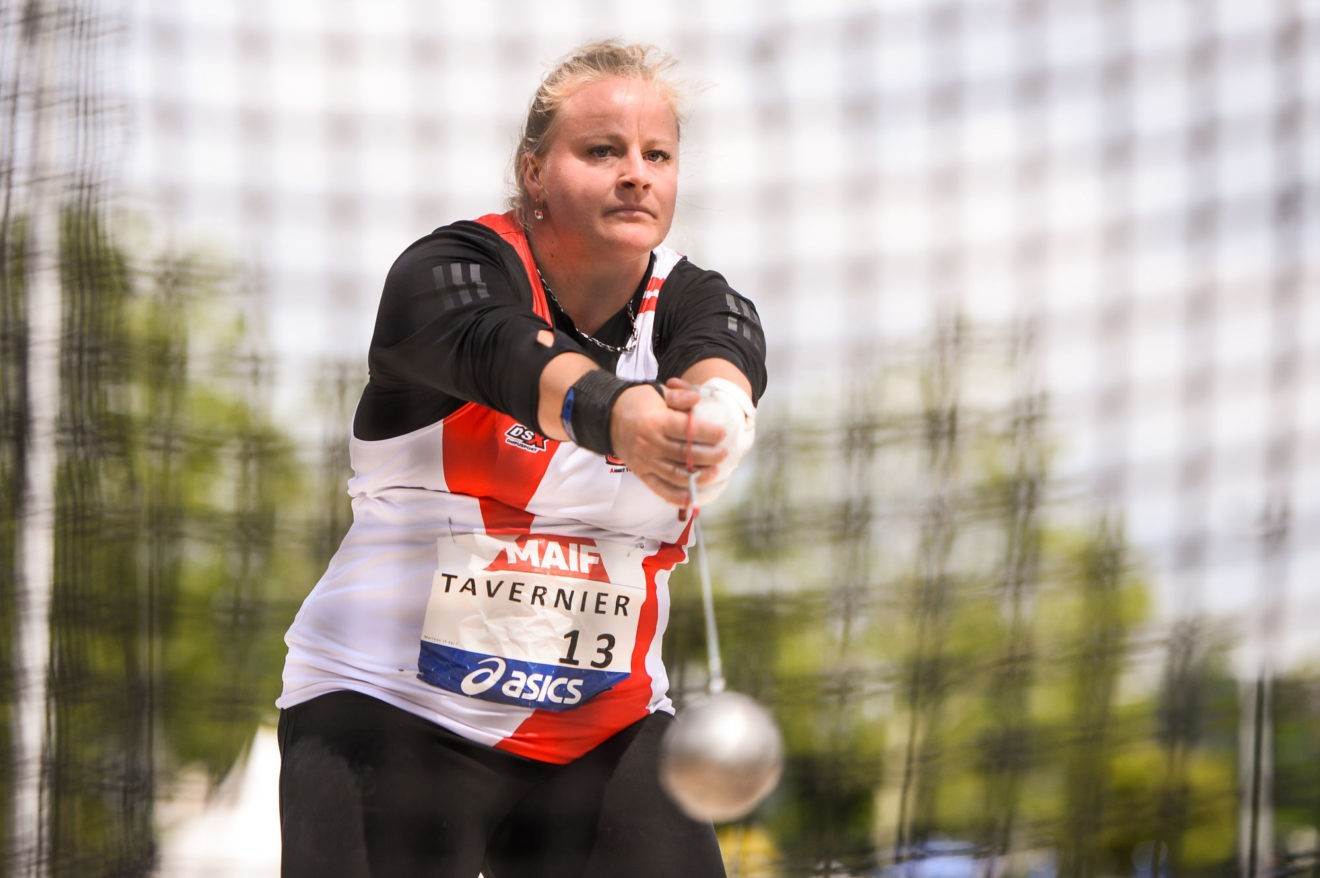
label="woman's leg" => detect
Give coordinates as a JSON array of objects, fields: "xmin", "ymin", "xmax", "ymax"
[
  {"xmin": 278, "ymin": 691, "xmax": 547, "ymax": 878},
  {"xmin": 581, "ymin": 712, "xmax": 726, "ymax": 878},
  {"xmin": 484, "ymin": 712, "xmax": 726, "ymax": 878}
]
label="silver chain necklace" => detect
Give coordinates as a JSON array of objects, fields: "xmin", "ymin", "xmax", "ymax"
[{"xmin": 537, "ymin": 267, "xmax": 640, "ymax": 355}]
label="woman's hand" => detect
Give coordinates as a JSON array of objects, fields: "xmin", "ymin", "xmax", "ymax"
[{"xmin": 610, "ymin": 379, "xmax": 728, "ymax": 507}]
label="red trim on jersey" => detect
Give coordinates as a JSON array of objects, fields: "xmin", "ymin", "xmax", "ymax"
[
  {"xmin": 440, "ymin": 403, "xmax": 555, "ymax": 534},
  {"xmin": 474, "ymin": 212, "xmax": 551, "ymax": 322},
  {"xmin": 440, "ymin": 213, "xmax": 558, "ymax": 533},
  {"xmin": 496, "ymin": 524, "xmax": 692, "ymax": 763},
  {"xmin": 638, "ymin": 276, "xmax": 662, "ymax": 314},
  {"xmin": 447, "ymin": 212, "xmax": 691, "ymax": 763}
]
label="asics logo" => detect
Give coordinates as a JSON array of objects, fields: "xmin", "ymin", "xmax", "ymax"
[
  {"xmin": 459, "ymin": 657, "xmax": 586, "ymax": 706},
  {"xmin": 460, "ymin": 657, "xmax": 505, "ymax": 695}
]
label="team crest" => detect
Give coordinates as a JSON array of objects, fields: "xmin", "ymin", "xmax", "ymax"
[
  {"xmin": 504, "ymin": 423, "xmax": 548, "ymax": 453},
  {"xmin": 604, "ymin": 453, "xmax": 629, "ymax": 473}
]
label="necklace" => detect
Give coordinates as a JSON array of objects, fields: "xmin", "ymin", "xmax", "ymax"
[{"xmin": 536, "ymin": 267, "xmax": 640, "ymax": 355}]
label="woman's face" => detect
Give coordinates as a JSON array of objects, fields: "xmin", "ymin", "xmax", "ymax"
[{"xmin": 527, "ymin": 76, "xmax": 679, "ymax": 262}]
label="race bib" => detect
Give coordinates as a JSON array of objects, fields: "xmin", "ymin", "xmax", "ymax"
[{"xmin": 417, "ymin": 532, "xmax": 648, "ymax": 712}]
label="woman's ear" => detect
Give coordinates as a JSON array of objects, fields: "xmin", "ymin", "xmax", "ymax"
[{"xmin": 522, "ymin": 154, "xmax": 545, "ymax": 204}]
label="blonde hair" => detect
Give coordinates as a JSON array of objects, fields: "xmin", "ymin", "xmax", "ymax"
[{"xmin": 509, "ymin": 40, "xmax": 686, "ymax": 223}]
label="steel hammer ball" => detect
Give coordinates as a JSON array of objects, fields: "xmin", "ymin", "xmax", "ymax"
[{"xmin": 659, "ymin": 690, "xmax": 784, "ymax": 823}]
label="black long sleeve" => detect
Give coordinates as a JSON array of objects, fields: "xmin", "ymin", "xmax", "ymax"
[{"xmin": 353, "ymin": 219, "xmax": 767, "ymax": 441}]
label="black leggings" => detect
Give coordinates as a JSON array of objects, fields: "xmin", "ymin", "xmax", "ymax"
[{"xmin": 277, "ymin": 691, "xmax": 726, "ymax": 878}]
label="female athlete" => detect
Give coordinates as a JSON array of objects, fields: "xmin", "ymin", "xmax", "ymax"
[{"xmin": 277, "ymin": 40, "xmax": 767, "ymax": 878}]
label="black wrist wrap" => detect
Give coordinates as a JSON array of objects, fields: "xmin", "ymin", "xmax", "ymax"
[
  {"xmin": 562, "ymin": 370, "xmax": 631, "ymax": 456},
  {"xmin": 562, "ymin": 372, "xmax": 663, "ymax": 457}
]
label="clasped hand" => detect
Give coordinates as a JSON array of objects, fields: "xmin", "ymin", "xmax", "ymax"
[{"xmin": 609, "ymin": 379, "xmax": 727, "ymax": 508}]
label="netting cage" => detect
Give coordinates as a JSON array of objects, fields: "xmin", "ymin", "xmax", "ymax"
[{"xmin": 3, "ymin": 1, "xmax": 1317, "ymax": 875}]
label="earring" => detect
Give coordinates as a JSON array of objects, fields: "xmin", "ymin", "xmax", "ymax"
[{"xmin": 533, "ymin": 207, "xmax": 545, "ymax": 221}]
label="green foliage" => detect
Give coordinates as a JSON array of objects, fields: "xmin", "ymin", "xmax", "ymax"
[
  {"xmin": 1273, "ymin": 672, "xmax": 1320, "ymax": 848},
  {"xmin": 0, "ymin": 205, "xmax": 28, "ymax": 875},
  {"xmin": 3, "ymin": 207, "xmax": 326, "ymax": 876},
  {"xmin": 675, "ymin": 326, "xmax": 1268, "ymax": 877}
]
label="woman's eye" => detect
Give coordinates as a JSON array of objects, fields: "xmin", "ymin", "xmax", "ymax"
[{"xmin": 587, "ymin": 145, "xmax": 614, "ymax": 158}]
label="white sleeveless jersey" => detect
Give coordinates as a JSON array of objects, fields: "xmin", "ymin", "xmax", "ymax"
[{"xmin": 278, "ymin": 214, "xmax": 694, "ymax": 764}]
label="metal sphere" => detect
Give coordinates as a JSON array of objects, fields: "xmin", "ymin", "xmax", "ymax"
[{"xmin": 659, "ymin": 690, "xmax": 784, "ymax": 823}]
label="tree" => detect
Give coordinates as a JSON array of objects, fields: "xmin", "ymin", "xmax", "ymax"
[
  {"xmin": 3, "ymin": 208, "xmax": 328, "ymax": 876},
  {"xmin": 670, "ymin": 316, "xmax": 1245, "ymax": 877}
]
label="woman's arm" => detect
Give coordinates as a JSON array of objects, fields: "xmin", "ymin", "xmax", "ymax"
[{"xmin": 534, "ymin": 352, "xmax": 728, "ymax": 507}]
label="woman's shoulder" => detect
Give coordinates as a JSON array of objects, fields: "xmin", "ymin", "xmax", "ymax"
[
  {"xmin": 659, "ymin": 252, "xmax": 723, "ymax": 290},
  {"xmin": 658, "ymin": 253, "xmax": 758, "ymax": 309},
  {"xmin": 379, "ymin": 216, "xmax": 532, "ymax": 296},
  {"xmin": 393, "ymin": 216, "xmax": 513, "ymax": 266}
]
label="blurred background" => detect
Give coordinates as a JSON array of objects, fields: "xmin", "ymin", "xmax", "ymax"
[{"xmin": 2, "ymin": 0, "xmax": 1317, "ymax": 875}]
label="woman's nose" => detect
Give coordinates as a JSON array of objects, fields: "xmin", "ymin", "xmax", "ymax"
[{"xmin": 619, "ymin": 150, "xmax": 651, "ymax": 189}]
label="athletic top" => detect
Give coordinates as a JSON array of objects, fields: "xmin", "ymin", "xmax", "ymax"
[{"xmin": 278, "ymin": 212, "xmax": 766, "ymax": 764}]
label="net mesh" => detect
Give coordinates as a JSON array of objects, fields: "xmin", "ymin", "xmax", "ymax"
[{"xmin": 3, "ymin": 1, "xmax": 1317, "ymax": 875}]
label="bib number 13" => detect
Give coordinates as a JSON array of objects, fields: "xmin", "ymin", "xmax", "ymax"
[{"xmin": 561, "ymin": 629, "xmax": 616, "ymax": 669}]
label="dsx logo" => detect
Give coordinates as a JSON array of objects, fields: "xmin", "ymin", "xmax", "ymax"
[
  {"xmin": 504, "ymin": 423, "xmax": 548, "ymax": 453},
  {"xmin": 460, "ymin": 657, "xmax": 585, "ymax": 707}
]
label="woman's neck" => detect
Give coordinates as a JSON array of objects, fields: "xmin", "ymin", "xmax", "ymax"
[{"xmin": 527, "ymin": 230, "xmax": 649, "ymax": 336}]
